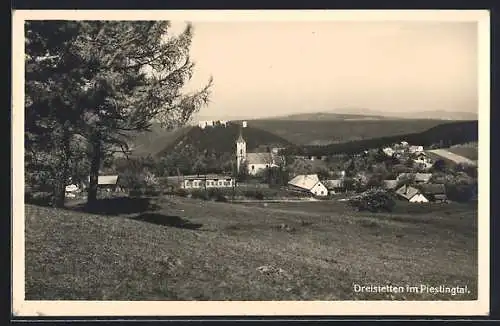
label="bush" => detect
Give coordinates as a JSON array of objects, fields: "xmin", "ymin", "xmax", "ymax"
[
  {"xmin": 243, "ymin": 189, "xmax": 264, "ymax": 200},
  {"xmin": 129, "ymin": 187, "xmax": 144, "ymax": 197},
  {"xmin": 205, "ymin": 188, "xmax": 228, "ymax": 202},
  {"xmin": 191, "ymin": 189, "xmax": 209, "ymax": 200},
  {"xmin": 348, "ymin": 189, "xmax": 395, "ymax": 213},
  {"xmin": 144, "ymin": 188, "xmax": 162, "ymax": 197},
  {"xmin": 254, "ymin": 191, "xmax": 264, "ymax": 200},
  {"xmin": 26, "ymin": 191, "xmax": 53, "ymax": 206},
  {"xmin": 446, "ymin": 183, "xmax": 476, "ymax": 203},
  {"xmin": 174, "ymin": 188, "xmax": 188, "ymax": 197},
  {"xmin": 214, "ymin": 193, "xmax": 228, "ymax": 202}
]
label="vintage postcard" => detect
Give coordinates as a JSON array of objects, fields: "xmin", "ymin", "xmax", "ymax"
[{"xmin": 12, "ymin": 9, "xmax": 490, "ymax": 317}]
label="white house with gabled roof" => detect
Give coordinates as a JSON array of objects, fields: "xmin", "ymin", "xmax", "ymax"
[{"xmin": 288, "ymin": 174, "xmax": 328, "ymax": 197}]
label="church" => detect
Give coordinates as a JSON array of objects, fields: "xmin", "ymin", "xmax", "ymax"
[{"xmin": 235, "ymin": 126, "xmax": 283, "ymax": 176}]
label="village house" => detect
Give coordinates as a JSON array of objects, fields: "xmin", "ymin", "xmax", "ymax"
[
  {"xmin": 395, "ymin": 184, "xmax": 429, "ymax": 203},
  {"xmin": 409, "ymin": 145, "xmax": 424, "ymax": 153},
  {"xmin": 382, "ymin": 147, "xmax": 395, "ymax": 157},
  {"xmin": 413, "ymin": 160, "xmax": 434, "ymax": 171},
  {"xmin": 288, "ymin": 174, "xmax": 329, "ymax": 197},
  {"xmin": 85, "ymin": 175, "xmax": 123, "ymax": 192},
  {"xmin": 271, "ymin": 147, "xmax": 285, "ymax": 155},
  {"xmin": 65, "ymin": 183, "xmax": 80, "ymax": 198},
  {"xmin": 414, "ymin": 173, "xmax": 433, "ymax": 183},
  {"xmin": 382, "ymin": 179, "xmax": 399, "ymax": 191},
  {"xmin": 323, "ymin": 179, "xmax": 345, "ymax": 195},
  {"xmin": 397, "ymin": 172, "xmax": 433, "ymax": 184},
  {"xmin": 392, "ymin": 150, "xmax": 404, "ymax": 160},
  {"xmin": 419, "ymin": 184, "xmax": 447, "ymax": 203}
]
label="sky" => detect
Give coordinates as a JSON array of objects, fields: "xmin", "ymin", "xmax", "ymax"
[{"xmin": 169, "ymin": 21, "xmax": 478, "ymax": 121}]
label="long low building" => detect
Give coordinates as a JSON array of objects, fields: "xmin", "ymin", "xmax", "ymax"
[{"xmin": 166, "ymin": 174, "xmax": 236, "ymax": 189}]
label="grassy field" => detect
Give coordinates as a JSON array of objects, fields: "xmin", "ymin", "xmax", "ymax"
[
  {"xmin": 25, "ymin": 197, "xmax": 477, "ymax": 301},
  {"xmin": 426, "ymin": 149, "xmax": 478, "ymax": 166},
  {"xmin": 447, "ymin": 143, "xmax": 479, "ymax": 161}
]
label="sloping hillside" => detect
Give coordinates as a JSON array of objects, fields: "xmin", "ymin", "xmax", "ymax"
[
  {"xmin": 446, "ymin": 142, "xmax": 478, "ymax": 161},
  {"xmin": 156, "ymin": 123, "xmax": 293, "ymax": 157},
  {"xmin": 130, "ymin": 124, "xmax": 192, "ymax": 157},
  {"xmin": 25, "ymin": 198, "xmax": 477, "ymax": 300},
  {"xmin": 250, "ymin": 119, "xmax": 447, "ymax": 146},
  {"xmin": 287, "ymin": 120, "xmax": 478, "ymax": 156}
]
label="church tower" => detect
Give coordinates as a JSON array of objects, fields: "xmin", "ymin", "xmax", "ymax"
[{"xmin": 236, "ymin": 126, "xmax": 246, "ymax": 174}]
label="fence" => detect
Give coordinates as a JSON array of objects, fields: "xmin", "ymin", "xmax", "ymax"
[{"xmin": 236, "ymin": 182, "xmax": 270, "ymax": 189}]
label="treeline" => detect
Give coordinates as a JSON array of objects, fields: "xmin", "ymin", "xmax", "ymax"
[{"xmin": 283, "ymin": 121, "xmax": 478, "ymax": 156}]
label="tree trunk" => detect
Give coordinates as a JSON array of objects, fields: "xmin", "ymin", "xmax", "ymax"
[
  {"xmin": 52, "ymin": 128, "xmax": 71, "ymax": 208},
  {"xmin": 52, "ymin": 179, "xmax": 66, "ymax": 208},
  {"xmin": 87, "ymin": 137, "xmax": 102, "ymax": 206}
]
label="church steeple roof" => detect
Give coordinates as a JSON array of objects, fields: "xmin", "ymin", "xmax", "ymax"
[{"xmin": 236, "ymin": 125, "xmax": 245, "ymax": 143}]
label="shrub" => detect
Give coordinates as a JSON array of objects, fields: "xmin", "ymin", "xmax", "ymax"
[
  {"xmin": 348, "ymin": 189, "xmax": 395, "ymax": 213},
  {"xmin": 445, "ymin": 183, "xmax": 476, "ymax": 203},
  {"xmin": 191, "ymin": 189, "xmax": 209, "ymax": 200},
  {"xmin": 26, "ymin": 191, "xmax": 54, "ymax": 206},
  {"xmin": 174, "ymin": 188, "xmax": 188, "ymax": 197},
  {"xmin": 214, "ymin": 193, "xmax": 228, "ymax": 202},
  {"xmin": 205, "ymin": 188, "xmax": 228, "ymax": 202},
  {"xmin": 144, "ymin": 188, "xmax": 162, "ymax": 197},
  {"xmin": 243, "ymin": 189, "xmax": 264, "ymax": 200}
]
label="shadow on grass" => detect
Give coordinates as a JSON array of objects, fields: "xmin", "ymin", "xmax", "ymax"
[
  {"xmin": 131, "ymin": 213, "xmax": 203, "ymax": 230},
  {"xmin": 71, "ymin": 197, "xmax": 161, "ymax": 216}
]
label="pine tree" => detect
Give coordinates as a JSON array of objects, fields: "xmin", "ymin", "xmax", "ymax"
[{"xmin": 25, "ymin": 21, "xmax": 213, "ymax": 207}]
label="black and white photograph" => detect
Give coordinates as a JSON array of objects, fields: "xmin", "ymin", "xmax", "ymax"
[{"xmin": 12, "ymin": 10, "xmax": 489, "ymax": 316}]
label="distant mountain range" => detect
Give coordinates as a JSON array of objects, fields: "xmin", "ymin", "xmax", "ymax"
[
  {"xmin": 261, "ymin": 108, "xmax": 478, "ymax": 121},
  {"xmin": 129, "ymin": 108, "xmax": 477, "ymax": 158}
]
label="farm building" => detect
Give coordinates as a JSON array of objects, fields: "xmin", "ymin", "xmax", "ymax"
[
  {"xmin": 409, "ymin": 145, "xmax": 424, "ymax": 153},
  {"xmin": 65, "ymin": 184, "xmax": 80, "ymax": 198},
  {"xmin": 414, "ymin": 173, "xmax": 433, "ymax": 183},
  {"xmin": 395, "ymin": 185, "xmax": 429, "ymax": 203},
  {"xmin": 419, "ymin": 184, "xmax": 447, "ymax": 202},
  {"xmin": 85, "ymin": 175, "xmax": 124, "ymax": 192},
  {"xmin": 415, "ymin": 151, "xmax": 426, "ymax": 158},
  {"xmin": 413, "ymin": 153, "xmax": 433, "ymax": 170},
  {"xmin": 382, "ymin": 179, "xmax": 399, "ymax": 190},
  {"xmin": 179, "ymin": 174, "xmax": 236, "ymax": 189},
  {"xmin": 323, "ymin": 179, "xmax": 345, "ymax": 194},
  {"xmin": 397, "ymin": 173, "xmax": 433, "ymax": 184},
  {"xmin": 271, "ymin": 147, "xmax": 285, "ymax": 155},
  {"xmin": 382, "ymin": 147, "xmax": 395, "ymax": 157},
  {"xmin": 288, "ymin": 174, "xmax": 329, "ymax": 197}
]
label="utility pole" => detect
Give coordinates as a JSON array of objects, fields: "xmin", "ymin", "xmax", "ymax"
[{"xmin": 231, "ymin": 158, "xmax": 236, "ymax": 201}]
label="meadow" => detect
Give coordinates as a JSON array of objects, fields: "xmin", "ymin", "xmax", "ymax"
[
  {"xmin": 25, "ymin": 196, "xmax": 477, "ymax": 301},
  {"xmin": 446, "ymin": 143, "xmax": 479, "ymax": 161}
]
